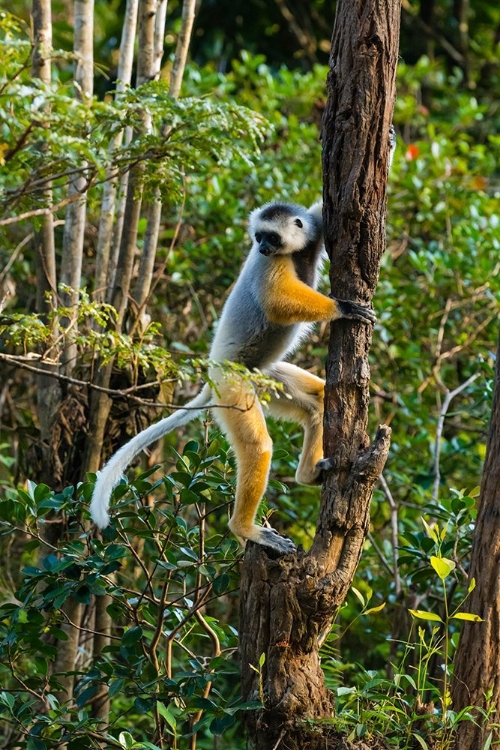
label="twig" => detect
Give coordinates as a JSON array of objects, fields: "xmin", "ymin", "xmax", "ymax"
[
  {"xmin": 87, "ymin": 730, "xmax": 123, "ymax": 748},
  {"xmin": 149, "ymin": 577, "xmax": 170, "ymax": 673},
  {"xmin": 274, "ymin": 0, "xmax": 316, "ymax": 62},
  {"xmin": 59, "ymin": 608, "xmax": 121, "ymax": 641},
  {"xmin": 432, "ymin": 372, "xmax": 481, "ymax": 502},
  {"xmin": 401, "ymin": 0, "xmax": 465, "ymax": 64},
  {"xmin": 367, "ymin": 531, "xmax": 393, "ymax": 578},
  {"xmin": 379, "ymin": 473, "xmax": 401, "ymax": 596},
  {"xmin": 0, "ymin": 352, "xmax": 255, "ymax": 412},
  {"xmin": 0, "ymin": 191, "xmax": 84, "ymax": 227},
  {"xmin": 189, "ymin": 609, "xmax": 222, "ymax": 749}
]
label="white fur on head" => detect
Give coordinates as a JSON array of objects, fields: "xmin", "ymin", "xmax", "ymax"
[
  {"xmin": 308, "ymin": 200, "xmax": 323, "ymax": 225},
  {"xmin": 249, "ymin": 201, "xmax": 320, "ymax": 255}
]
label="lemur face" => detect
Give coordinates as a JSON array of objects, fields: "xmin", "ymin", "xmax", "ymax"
[{"xmin": 249, "ymin": 202, "xmax": 319, "ymax": 257}]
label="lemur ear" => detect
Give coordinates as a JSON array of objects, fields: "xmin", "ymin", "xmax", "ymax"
[{"xmin": 294, "ymin": 218, "xmax": 303, "ymax": 228}]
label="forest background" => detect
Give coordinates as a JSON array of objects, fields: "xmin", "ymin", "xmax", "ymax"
[{"xmin": 0, "ymin": 0, "xmax": 499, "ymax": 748}]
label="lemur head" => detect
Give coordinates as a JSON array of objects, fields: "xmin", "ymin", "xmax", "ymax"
[{"xmin": 249, "ymin": 201, "xmax": 323, "ymax": 257}]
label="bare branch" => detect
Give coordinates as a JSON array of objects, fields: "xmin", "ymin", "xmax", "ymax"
[
  {"xmin": 379, "ymin": 473, "xmax": 401, "ymax": 596},
  {"xmin": 432, "ymin": 372, "xmax": 481, "ymax": 502}
]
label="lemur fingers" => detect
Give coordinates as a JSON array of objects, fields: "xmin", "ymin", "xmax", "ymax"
[{"xmin": 332, "ymin": 297, "xmax": 377, "ymax": 325}]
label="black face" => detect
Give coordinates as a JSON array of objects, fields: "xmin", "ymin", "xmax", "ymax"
[{"xmin": 255, "ymin": 230, "xmax": 282, "ymax": 256}]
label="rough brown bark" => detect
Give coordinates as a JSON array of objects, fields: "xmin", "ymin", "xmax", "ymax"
[
  {"xmin": 240, "ymin": 2, "xmax": 400, "ymax": 748},
  {"xmin": 452, "ymin": 332, "xmax": 500, "ymax": 748}
]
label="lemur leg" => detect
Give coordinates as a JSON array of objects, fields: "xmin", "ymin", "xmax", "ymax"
[
  {"xmin": 266, "ymin": 362, "xmax": 325, "ymax": 485},
  {"xmin": 211, "ymin": 371, "xmax": 296, "ymax": 554}
]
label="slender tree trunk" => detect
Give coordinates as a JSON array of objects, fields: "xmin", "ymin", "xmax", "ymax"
[
  {"xmin": 60, "ymin": 0, "xmax": 94, "ymax": 375},
  {"xmin": 94, "ymin": 0, "xmax": 139, "ymax": 304},
  {"xmin": 31, "ymin": 0, "xmax": 56, "ymax": 314},
  {"xmin": 452, "ymin": 332, "xmax": 500, "ymax": 748},
  {"xmin": 52, "ymin": 0, "xmax": 94, "ymax": 715},
  {"xmin": 85, "ymin": 0, "xmax": 160, "ymax": 475},
  {"xmin": 110, "ymin": 0, "xmax": 158, "ymax": 323},
  {"xmin": 240, "ymin": 2, "xmax": 400, "ymax": 748},
  {"xmin": 31, "ymin": 0, "xmax": 62, "ymax": 488},
  {"xmin": 169, "ymin": 0, "xmax": 196, "ymax": 98}
]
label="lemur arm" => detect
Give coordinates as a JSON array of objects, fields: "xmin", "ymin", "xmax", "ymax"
[{"xmin": 262, "ymin": 257, "xmax": 375, "ymax": 326}]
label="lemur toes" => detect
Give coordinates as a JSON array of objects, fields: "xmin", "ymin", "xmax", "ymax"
[
  {"xmin": 310, "ymin": 457, "xmax": 339, "ymax": 484},
  {"xmin": 256, "ymin": 527, "xmax": 297, "ymax": 555},
  {"xmin": 332, "ymin": 297, "xmax": 377, "ymax": 325}
]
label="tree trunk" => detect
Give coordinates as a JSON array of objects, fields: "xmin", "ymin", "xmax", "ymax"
[
  {"xmin": 94, "ymin": 0, "xmax": 139, "ymax": 304},
  {"xmin": 31, "ymin": 0, "xmax": 56, "ymax": 315},
  {"xmin": 132, "ymin": 0, "xmax": 194, "ymax": 317},
  {"xmin": 169, "ymin": 0, "xmax": 196, "ymax": 98},
  {"xmin": 31, "ymin": 0, "xmax": 62, "ymax": 488},
  {"xmin": 50, "ymin": 0, "xmax": 94, "ymax": 716},
  {"xmin": 452, "ymin": 332, "xmax": 500, "ymax": 748},
  {"xmin": 240, "ymin": 1, "xmax": 400, "ymax": 747},
  {"xmin": 60, "ymin": 0, "xmax": 94, "ymax": 375}
]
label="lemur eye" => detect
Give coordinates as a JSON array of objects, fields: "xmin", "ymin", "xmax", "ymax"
[
  {"xmin": 269, "ymin": 232, "xmax": 280, "ymax": 246},
  {"xmin": 294, "ymin": 218, "xmax": 303, "ymax": 228},
  {"xmin": 255, "ymin": 233, "xmax": 262, "ymax": 243}
]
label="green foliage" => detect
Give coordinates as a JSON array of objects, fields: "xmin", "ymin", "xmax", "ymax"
[
  {"xmin": 320, "ymin": 512, "xmax": 488, "ymax": 749},
  {"xmin": 0, "ymin": 14, "xmax": 269, "ymax": 221},
  {"xmin": 0, "ymin": 441, "xmax": 262, "ymax": 749},
  {"xmin": 1, "ymin": 5, "xmax": 500, "ymax": 747}
]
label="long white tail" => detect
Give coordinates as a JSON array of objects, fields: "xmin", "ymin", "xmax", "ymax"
[{"xmin": 90, "ymin": 385, "xmax": 212, "ymax": 528}]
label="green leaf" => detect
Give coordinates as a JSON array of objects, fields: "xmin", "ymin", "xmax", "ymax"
[
  {"xmin": 451, "ymin": 612, "xmax": 483, "ymax": 622},
  {"xmin": 180, "ymin": 488, "xmax": 200, "ymax": 504},
  {"xmin": 0, "ymin": 692, "xmax": 15, "ymax": 710},
  {"xmin": 364, "ymin": 602, "xmax": 386, "ymax": 616},
  {"xmin": 409, "ymin": 609, "xmax": 443, "ymax": 623},
  {"xmin": 156, "ymin": 701, "xmax": 177, "ymax": 731},
  {"xmin": 109, "ymin": 678, "xmax": 126, "ymax": 697},
  {"xmin": 26, "ymin": 739, "xmax": 46, "ymax": 750},
  {"xmin": 430, "ymin": 555, "xmax": 456, "ymax": 579},
  {"xmin": 122, "ymin": 626, "xmax": 143, "ymax": 647},
  {"xmin": 213, "ymin": 574, "xmax": 230, "ymax": 595},
  {"xmin": 337, "ymin": 686, "xmax": 357, "ymax": 696},
  {"xmin": 210, "ymin": 713, "xmax": 236, "ymax": 734},
  {"xmin": 118, "ymin": 732, "xmax": 135, "ymax": 749},
  {"xmin": 422, "ymin": 517, "xmax": 439, "ymax": 543},
  {"xmin": 412, "ymin": 733, "xmax": 429, "ymax": 749},
  {"xmin": 351, "ymin": 587, "xmax": 365, "ymax": 608}
]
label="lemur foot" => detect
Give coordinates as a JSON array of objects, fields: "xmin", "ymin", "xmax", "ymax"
[
  {"xmin": 315, "ymin": 457, "xmax": 337, "ymax": 474},
  {"xmin": 312, "ymin": 457, "xmax": 338, "ymax": 483},
  {"xmin": 332, "ymin": 297, "xmax": 376, "ymax": 325},
  {"xmin": 256, "ymin": 527, "xmax": 297, "ymax": 555}
]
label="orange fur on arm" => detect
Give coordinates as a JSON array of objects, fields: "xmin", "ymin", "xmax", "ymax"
[{"xmin": 263, "ymin": 258, "xmax": 339, "ymax": 325}]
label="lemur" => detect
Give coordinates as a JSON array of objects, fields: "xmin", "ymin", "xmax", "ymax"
[{"xmin": 90, "ymin": 201, "xmax": 375, "ymax": 554}]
